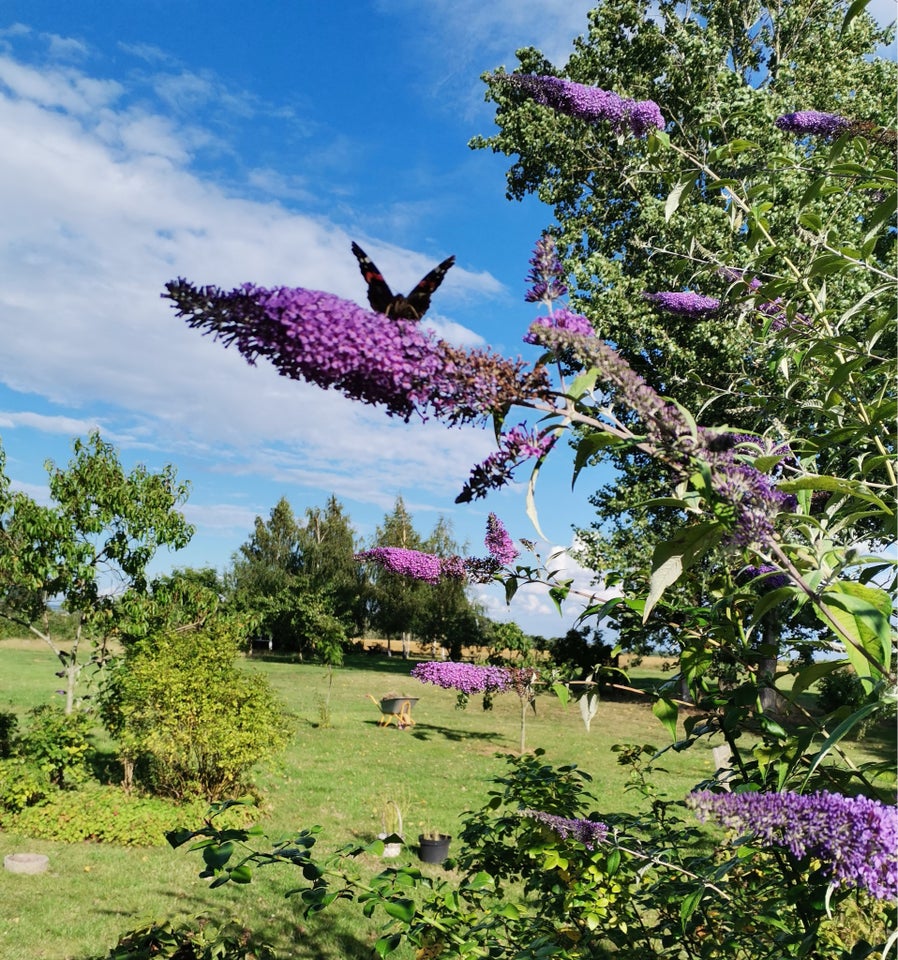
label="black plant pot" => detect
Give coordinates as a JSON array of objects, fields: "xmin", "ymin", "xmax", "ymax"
[{"xmin": 417, "ymin": 834, "xmax": 451, "ymax": 864}]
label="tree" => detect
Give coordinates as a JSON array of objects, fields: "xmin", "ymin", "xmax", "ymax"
[
  {"xmin": 472, "ymin": 0, "xmax": 896, "ymax": 690},
  {"xmin": 298, "ymin": 495, "xmax": 367, "ymax": 635},
  {"xmin": 229, "ymin": 495, "xmax": 359, "ymax": 657},
  {"xmin": 418, "ymin": 517, "xmax": 489, "ymax": 659},
  {"xmin": 0, "ymin": 433, "xmax": 193, "ymax": 712},
  {"xmin": 364, "ymin": 497, "xmax": 429, "ymax": 658}
]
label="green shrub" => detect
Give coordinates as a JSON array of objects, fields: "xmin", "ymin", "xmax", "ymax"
[
  {"xmin": 818, "ymin": 669, "xmax": 867, "ymax": 715},
  {"xmin": 18, "ymin": 703, "xmax": 93, "ymax": 787},
  {"xmin": 86, "ymin": 917, "xmax": 276, "ymax": 959},
  {"xmin": 9, "ymin": 783, "xmax": 254, "ymax": 846},
  {"xmin": 99, "ymin": 622, "xmax": 292, "ymax": 800},
  {"xmin": 0, "ymin": 757, "xmax": 50, "ymax": 816},
  {"xmin": 0, "ymin": 710, "xmax": 17, "ymax": 758}
]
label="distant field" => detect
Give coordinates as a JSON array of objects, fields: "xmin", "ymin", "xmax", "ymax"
[{"xmin": 0, "ymin": 639, "xmax": 892, "ymax": 959}]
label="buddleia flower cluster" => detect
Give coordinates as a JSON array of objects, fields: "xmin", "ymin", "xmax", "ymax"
[
  {"xmin": 357, "ymin": 513, "xmax": 518, "ymax": 585},
  {"xmin": 353, "ymin": 547, "xmax": 462, "ymax": 584},
  {"xmin": 163, "ymin": 279, "xmax": 549, "ymax": 427},
  {"xmin": 688, "ymin": 790, "xmax": 898, "ymax": 901},
  {"xmin": 775, "ymin": 110, "xmax": 849, "ymax": 138},
  {"xmin": 520, "ymin": 809, "xmax": 609, "ymax": 850},
  {"xmin": 410, "ymin": 661, "xmax": 513, "ymax": 695},
  {"xmin": 500, "ymin": 73, "xmax": 664, "ymax": 138}
]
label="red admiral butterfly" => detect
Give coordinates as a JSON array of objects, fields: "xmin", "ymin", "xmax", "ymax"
[{"xmin": 351, "ymin": 241, "xmax": 455, "ymax": 320}]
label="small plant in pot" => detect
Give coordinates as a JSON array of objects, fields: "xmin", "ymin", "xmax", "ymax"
[
  {"xmin": 417, "ymin": 828, "xmax": 451, "ymax": 864},
  {"xmin": 377, "ymin": 799, "xmax": 404, "ymax": 857}
]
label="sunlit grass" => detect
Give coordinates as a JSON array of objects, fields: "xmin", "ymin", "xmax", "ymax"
[{"xmin": 0, "ymin": 642, "xmax": 893, "ymax": 959}]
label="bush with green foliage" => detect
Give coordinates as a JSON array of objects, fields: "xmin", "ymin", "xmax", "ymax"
[
  {"xmin": 16, "ymin": 703, "xmax": 93, "ymax": 788},
  {"xmin": 99, "ymin": 621, "xmax": 291, "ymax": 800},
  {"xmin": 0, "ymin": 756, "xmax": 50, "ymax": 816},
  {"xmin": 87, "ymin": 917, "xmax": 276, "ymax": 960},
  {"xmin": 10, "ymin": 783, "xmax": 254, "ymax": 846}
]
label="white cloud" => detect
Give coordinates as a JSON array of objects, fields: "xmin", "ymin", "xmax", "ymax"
[{"xmin": 0, "ymin": 52, "xmax": 501, "ymax": 522}]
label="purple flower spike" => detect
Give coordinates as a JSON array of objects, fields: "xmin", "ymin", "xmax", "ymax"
[
  {"xmin": 524, "ymin": 308, "xmax": 594, "ymax": 345},
  {"xmin": 521, "ymin": 809, "xmax": 609, "ymax": 850},
  {"xmin": 355, "ymin": 547, "xmax": 464, "ymax": 584},
  {"xmin": 164, "ymin": 279, "xmax": 550, "ymax": 428},
  {"xmin": 485, "ymin": 513, "xmax": 518, "ymax": 566},
  {"xmin": 688, "ymin": 790, "xmax": 898, "ymax": 902},
  {"xmin": 776, "ymin": 111, "xmax": 849, "ymax": 138},
  {"xmin": 456, "ymin": 426, "xmax": 557, "ymax": 504},
  {"xmin": 525, "ymin": 235, "xmax": 568, "ymax": 304},
  {"xmin": 503, "ymin": 74, "xmax": 664, "ymax": 137},
  {"xmin": 411, "ymin": 661, "xmax": 512, "ymax": 695},
  {"xmin": 643, "ymin": 291, "xmax": 722, "ymax": 317}
]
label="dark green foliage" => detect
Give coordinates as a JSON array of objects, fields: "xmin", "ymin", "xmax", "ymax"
[
  {"xmin": 818, "ymin": 669, "xmax": 868, "ymax": 715},
  {"xmin": 0, "ymin": 757, "xmax": 50, "ymax": 814},
  {"xmin": 229, "ymin": 495, "xmax": 359, "ymax": 655},
  {"xmin": 0, "ymin": 709, "xmax": 16, "ymax": 757},
  {"xmin": 87, "ymin": 916, "xmax": 276, "ymax": 959}
]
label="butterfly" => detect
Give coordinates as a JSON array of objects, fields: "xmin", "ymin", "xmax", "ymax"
[{"xmin": 351, "ymin": 241, "xmax": 455, "ymax": 320}]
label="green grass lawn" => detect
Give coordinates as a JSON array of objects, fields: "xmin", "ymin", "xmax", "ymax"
[{"xmin": 0, "ymin": 641, "xmax": 893, "ymax": 959}]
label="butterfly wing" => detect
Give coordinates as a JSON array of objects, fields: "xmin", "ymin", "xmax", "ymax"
[
  {"xmin": 351, "ymin": 242, "xmax": 396, "ymax": 314},
  {"xmin": 402, "ymin": 255, "xmax": 456, "ymax": 319}
]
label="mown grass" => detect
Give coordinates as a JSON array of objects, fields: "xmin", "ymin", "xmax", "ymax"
[{"xmin": 0, "ymin": 639, "xmax": 893, "ymax": 959}]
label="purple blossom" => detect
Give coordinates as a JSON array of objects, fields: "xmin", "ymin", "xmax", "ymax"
[
  {"xmin": 531, "ymin": 325, "xmax": 693, "ymax": 450},
  {"xmin": 355, "ymin": 547, "xmax": 464, "ymax": 584},
  {"xmin": 705, "ymin": 458, "xmax": 793, "ymax": 548},
  {"xmin": 411, "ymin": 661, "xmax": 513, "ymax": 695},
  {"xmin": 776, "ymin": 111, "xmax": 849, "ymax": 138},
  {"xmin": 521, "ymin": 809, "xmax": 609, "ymax": 850},
  {"xmin": 688, "ymin": 790, "xmax": 898, "ymax": 901},
  {"xmin": 643, "ymin": 291, "xmax": 722, "ymax": 317},
  {"xmin": 524, "ymin": 309, "xmax": 594, "ymax": 345},
  {"xmin": 456, "ymin": 426, "xmax": 557, "ymax": 504},
  {"xmin": 485, "ymin": 513, "xmax": 518, "ymax": 566},
  {"xmin": 737, "ymin": 564, "xmax": 791, "ymax": 592},
  {"xmin": 503, "ymin": 74, "xmax": 664, "ymax": 137},
  {"xmin": 164, "ymin": 279, "xmax": 549, "ymax": 428},
  {"xmin": 524, "ymin": 235, "xmax": 568, "ymax": 304}
]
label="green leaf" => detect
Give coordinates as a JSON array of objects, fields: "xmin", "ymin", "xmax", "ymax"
[
  {"xmin": 644, "ymin": 522, "xmax": 724, "ymax": 619},
  {"xmin": 228, "ymin": 864, "xmax": 253, "ymax": 883},
  {"xmin": 382, "ymin": 898, "xmax": 415, "ymax": 923},
  {"xmin": 800, "ymin": 701, "xmax": 883, "ymax": 789},
  {"xmin": 680, "ymin": 887, "xmax": 704, "ymax": 930},
  {"xmin": 842, "ymin": 0, "xmax": 873, "ymax": 34},
  {"xmin": 551, "ymin": 682, "xmax": 570, "ymax": 707},
  {"xmin": 652, "ymin": 696, "xmax": 678, "ymax": 741},
  {"xmin": 819, "ymin": 582, "xmax": 892, "ymax": 681},
  {"xmin": 374, "ymin": 934, "xmax": 402, "ymax": 957},
  {"xmin": 790, "ymin": 659, "xmax": 848, "ymax": 698},
  {"xmin": 665, "ymin": 176, "xmax": 695, "ymax": 220}
]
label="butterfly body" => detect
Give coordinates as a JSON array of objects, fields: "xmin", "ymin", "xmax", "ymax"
[{"xmin": 352, "ymin": 241, "xmax": 455, "ymax": 320}]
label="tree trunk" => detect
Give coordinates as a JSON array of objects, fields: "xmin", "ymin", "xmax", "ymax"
[{"xmin": 757, "ymin": 618, "xmax": 781, "ymax": 715}]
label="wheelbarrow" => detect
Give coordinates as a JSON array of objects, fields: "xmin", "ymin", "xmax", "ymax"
[{"xmin": 368, "ymin": 695, "xmax": 419, "ymax": 729}]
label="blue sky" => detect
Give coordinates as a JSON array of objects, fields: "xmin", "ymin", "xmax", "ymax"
[
  {"xmin": 1, "ymin": 2, "xmax": 894, "ymax": 640},
  {"xmin": 0, "ymin": 0, "xmax": 620, "ymax": 638}
]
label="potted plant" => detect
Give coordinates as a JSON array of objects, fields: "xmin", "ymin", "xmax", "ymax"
[
  {"xmin": 377, "ymin": 799, "xmax": 404, "ymax": 858},
  {"xmin": 417, "ymin": 829, "xmax": 451, "ymax": 864}
]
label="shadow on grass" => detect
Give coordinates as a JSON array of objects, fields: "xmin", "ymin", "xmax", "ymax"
[
  {"xmin": 92, "ymin": 891, "xmax": 379, "ymax": 960},
  {"xmin": 408, "ymin": 722, "xmax": 503, "ymax": 745}
]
